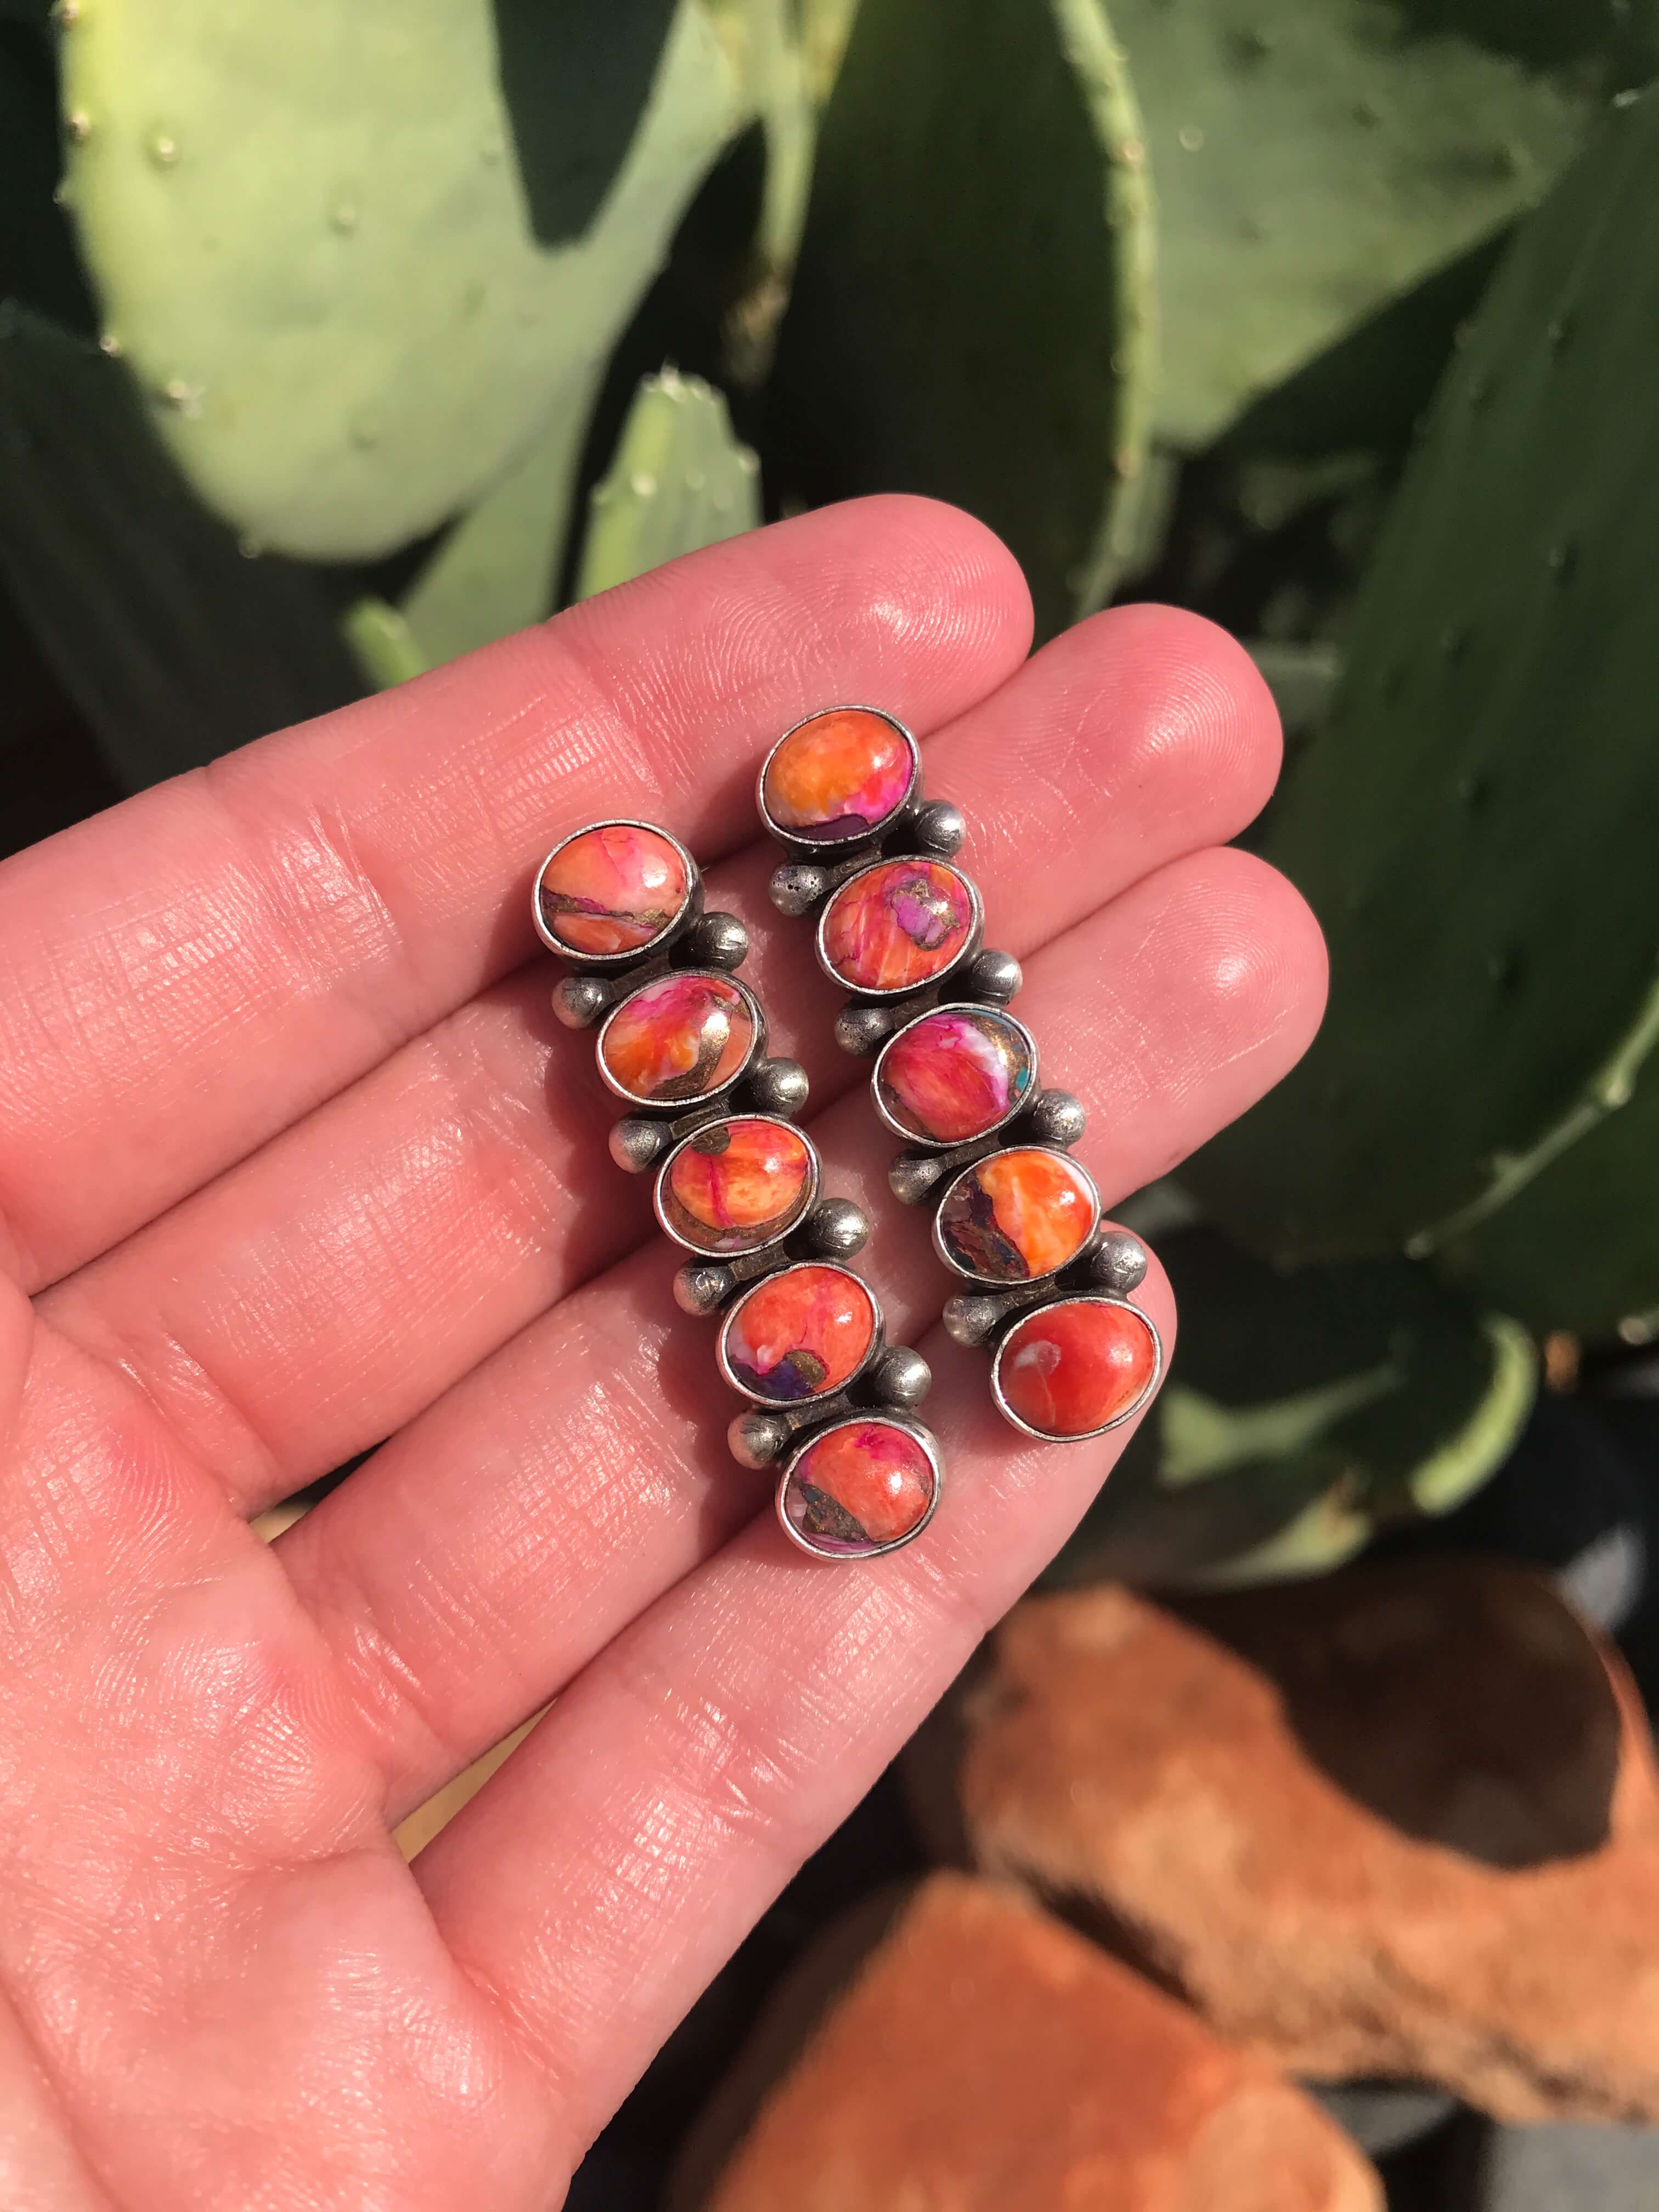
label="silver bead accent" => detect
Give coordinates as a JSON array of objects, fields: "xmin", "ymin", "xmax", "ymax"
[
  {"xmin": 608, "ymin": 1116, "xmax": 675, "ymax": 1173},
  {"xmin": 689, "ymin": 910, "xmax": 749, "ymax": 969},
  {"xmin": 870, "ymin": 1344, "xmax": 932, "ymax": 1409},
  {"xmin": 554, "ymin": 974, "xmax": 611, "ymax": 1029},
  {"xmin": 889, "ymin": 1150, "xmax": 954, "ymax": 1207},
  {"xmin": 747, "ymin": 1055, "xmax": 810, "ymax": 1117},
  {"xmin": 770, "ymin": 861, "xmax": 830, "ymax": 916},
  {"xmin": 943, "ymin": 1293, "xmax": 1004, "ymax": 1348},
  {"xmin": 964, "ymin": 947, "xmax": 1022, "ymax": 1005},
  {"xmin": 803, "ymin": 1195, "xmax": 870, "ymax": 1258},
  {"xmin": 1090, "ymin": 1228, "xmax": 1150, "ymax": 1296},
  {"xmin": 729, "ymin": 1409, "xmax": 793, "ymax": 1468},
  {"xmin": 912, "ymin": 799, "xmax": 967, "ymax": 856},
  {"xmin": 835, "ymin": 1002, "xmax": 898, "ymax": 1056},
  {"xmin": 674, "ymin": 1260, "xmax": 737, "ymax": 1316},
  {"xmin": 1024, "ymin": 1090, "xmax": 1087, "ymax": 1149}
]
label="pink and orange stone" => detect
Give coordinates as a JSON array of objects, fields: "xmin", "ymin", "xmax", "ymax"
[
  {"xmin": 761, "ymin": 708, "xmax": 915, "ymax": 842},
  {"xmin": 721, "ymin": 1263, "xmax": 877, "ymax": 1403},
  {"xmin": 820, "ymin": 859, "xmax": 975, "ymax": 994},
  {"xmin": 996, "ymin": 1298, "xmax": 1159, "ymax": 1439},
  {"xmin": 658, "ymin": 1116, "xmax": 814, "ymax": 1254},
  {"xmin": 877, "ymin": 1006, "xmax": 1035, "ymax": 1144},
  {"xmin": 538, "ymin": 823, "xmax": 689, "ymax": 956},
  {"xmin": 937, "ymin": 1146, "xmax": 1099, "ymax": 1283},
  {"xmin": 781, "ymin": 1420, "xmax": 936, "ymax": 1556},
  {"xmin": 601, "ymin": 972, "xmax": 755, "ymax": 1105}
]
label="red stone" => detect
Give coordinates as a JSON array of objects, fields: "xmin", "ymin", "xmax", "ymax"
[
  {"xmin": 657, "ymin": 1116, "xmax": 815, "ymax": 1254},
  {"xmin": 995, "ymin": 1297, "xmax": 1160, "ymax": 1438},
  {"xmin": 876, "ymin": 1005, "xmax": 1036, "ymax": 1143},
  {"xmin": 720, "ymin": 1264, "xmax": 878, "ymax": 1403},
  {"xmin": 780, "ymin": 1420, "xmax": 936, "ymax": 1558}
]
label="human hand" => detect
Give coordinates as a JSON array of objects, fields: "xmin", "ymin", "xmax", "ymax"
[{"xmin": 0, "ymin": 500, "xmax": 1324, "ymax": 2209}]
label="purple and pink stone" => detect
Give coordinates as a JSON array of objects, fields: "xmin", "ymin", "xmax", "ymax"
[
  {"xmin": 600, "ymin": 972, "xmax": 756, "ymax": 1105},
  {"xmin": 537, "ymin": 822, "xmax": 690, "ymax": 957},
  {"xmin": 875, "ymin": 1005, "xmax": 1036, "ymax": 1145},
  {"xmin": 760, "ymin": 708, "xmax": 916, "ymax": 843},
  {"xmin": 819, "ymin": 859, "xmax": 977, "ymax": 995}
]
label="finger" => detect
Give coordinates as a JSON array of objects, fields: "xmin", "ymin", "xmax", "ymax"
[
  {"xmin": 43, "ymin": 608, "xmax": 1281, "ymax": 1514},
  {"xmin": 413, "ymin": 1265, "xmax": 1180, "ymax": 2149},
  {"xmin": 279, "ymin": 847, "xmax": 1325, "ymax": 1820},
  {"xmin": 0, "ymin": 498, "xmax": 1032, "ymax": 1291}
]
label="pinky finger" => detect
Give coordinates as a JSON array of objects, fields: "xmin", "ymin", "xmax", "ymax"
[{"xmin": 412, "ymin": 1269, "xmax": 1173, "ymax": 2154}]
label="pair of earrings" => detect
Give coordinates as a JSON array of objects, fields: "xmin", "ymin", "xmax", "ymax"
[{"xmin": 534, "ymin": 708, "xmax": 1162, "ymax": 1564}]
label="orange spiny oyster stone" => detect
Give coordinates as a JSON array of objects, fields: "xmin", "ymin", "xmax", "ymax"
[
  {"xmin": 781, "ymin": 1420, "xmax": 936, "ymax": 1557},
  {"xmin": 877, "ymin": 1005, "xmax": 1035, "ymax": 1144},
  {"xmin": 820, "ymin": 860, "xmax": 975, "ymax": 994},
  {"xmin": 761, "ymin": 708, "xmax": 915, "ymax": 842},
  {"xmin": 996, "ymin": 1297, "xmax": 1159, "ymax": 1438},
  {"xmin": 721, "ymin": 1263, "xmax": 877, "ymax": 1403},
  {"xmin": 658, "ymin": 1116, "xmax": 814, "ymax": 1254},
  {"xmin": 538, "ymin": 823, "xmax": 689, "ymax": 956},
  {"xmin": 937, "ymin": 1147, "xmax": 1099, "ymax": 1283},
  {"xmin": 600, "ymin": 972, "xmax": 755, "ymax": 1105}
]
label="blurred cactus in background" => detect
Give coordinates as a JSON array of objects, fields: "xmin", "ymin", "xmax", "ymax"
[{"xmin": 4, "ymin": 0, "xmax": 1659, "ymax": 1592}]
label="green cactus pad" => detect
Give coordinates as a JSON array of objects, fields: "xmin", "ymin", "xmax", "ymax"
[
  {"xmin": 764, "ymin": 0, "xmax": 1157, "ymax": 639},
  {"xmin": 57, "ymin": 0, "xmax": 739, "ymax": 560},
  {"xmin": 0, "ymin": 304, "xmax": 362, "ymax": 787},
  {"xmin": 575, "ymin": 367, "xmax": 759, "ymax": 599},
  {"xmin": 1184, "ymin": 94, "xmax": 1659, "ymax": 1265},
  {"xmin": 1111, "ymin": 0, "xmax": 1601, "ymax": 449},
  {"xmin": 1047, "ymin": 1229, "xmax": 1535, "ymax": 1589},
  {"xmin": 1441, "ymin": 1047, "xmax": 1659, "ymax": 1347}
]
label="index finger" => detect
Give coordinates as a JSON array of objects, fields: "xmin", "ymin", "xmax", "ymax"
[{"xmin": 0, "ymin": 498, "xmax": 1031, "ymax": 1290}]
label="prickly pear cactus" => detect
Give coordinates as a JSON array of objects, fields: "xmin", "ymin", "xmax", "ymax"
[
  {"xmin": 1048, "ymin": 1229, "xmax": 1536, "ymax": 1589},
  {"xmin": 764, "ymin": 0, "xmax": 1157, "ymax": 639},
  {"xmin": 1183, "ymin": 91, "xmax": 1659, "ymax": 1268},
  {"xmin": 575, "ymin": 367, "xmax": 760, "ymax": 599},
  {"xmin": 57, "ymin": 0, "xmax": 740, "ymax": 560},
  {"xmin": 1442, "ymin": 1054, "xmax": 1659, "ymax": 1348},
  {"xmin": 1111, "ymin": 0, "xmax": 1609, "ymax": 448}
]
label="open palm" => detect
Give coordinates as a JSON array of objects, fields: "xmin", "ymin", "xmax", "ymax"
[{"xmin": 0, "ymin": 500, "xmax": 1324, "ymax": 2209}]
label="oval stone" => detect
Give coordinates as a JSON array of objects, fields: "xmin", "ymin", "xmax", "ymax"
[
  {"xmin": 779, "ymin": 1420, "xmax": 938, "ymax": 1558},
  {"xmin": 875, "ymin": 1005, "xmax": 1036, "ymax": 1145},
  {"xmin": 936, "ymin": 1147, "xmax": 1099, "ymax": 1283},
  {"xmin": 657, "ymin": 1116, "xmax": 815, "ymax": 1254},
  {"xmin": 760, "ymin": 707, "xmax": 916, "ymax": 843},
  {"xmin": 995, "ymin": 1297, "xmax": 1160, "ymax": 1439},
  {"xmin": 537, "ymin": 822, "xmax": 690, "ymax": 957},
  {"xmin": 599, "ymin": 972, "xmax": 756, "ymax": 1106},
  {"xmin": 720, "ymin": 1263, "xmax": 877, "ymax": 1404},
  {"xmin": 819, "ymin": 859, "xmax": 976, "ymax": 995}
]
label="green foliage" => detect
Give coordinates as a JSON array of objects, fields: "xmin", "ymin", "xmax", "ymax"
[
  {"xmin": 1111, "ymin": 0, "xmax": 1609, "ymax": 449},
  {"xmin": 765, "ymin": 0, "xmax": 1157, "ymax": 638},
  {"xmin": 0, "ymin": 304, "xmax": 362, "ymax": 788},
  {"xmin": 57, "ymin": 0, "xmax": 742, "ymax": 560},
  {"xmin": 1184, "ymin": 94, "xmax": 1659, "ymax": 1286},
  {"xmin": 576, "ymin": 367, "xmax": 760, "ymax": 600},
  {"xmin": 1048, "ymin": 1228, "xmax": 1536, "ymax": 1588}
]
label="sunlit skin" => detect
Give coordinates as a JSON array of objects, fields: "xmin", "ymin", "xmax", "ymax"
[{"xmin": 0, "ymin": 498, "xmax": 1323, "ymax": 2209}]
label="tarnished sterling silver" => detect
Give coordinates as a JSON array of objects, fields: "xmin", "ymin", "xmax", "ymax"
[
  {"xmin": 755, "ymin": 714, "xmax": 1165, "ymax": 1444},
  {"xmin": 535, "ymin": 817, "xmax": 941, "ymax": 1553}
]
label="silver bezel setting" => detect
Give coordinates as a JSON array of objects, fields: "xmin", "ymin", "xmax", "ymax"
[
  {"xmin": 653, "ymin": 1114, "xmax": 822, "ymax": 1256},
  {"xmin": 716, "ymin": 1261, "xmax": 885, "ymax": 1407},
  {"xmin": 594, "ymin": 968, "xmax": 765, "ymax": 1110},
  {"xmin": 775, "ymin": 1413, "xmax": 944, "ymax": 1561},
  {"xmin": 870, "ymin": 1001, "xmax": 1041, "ymax": 1149},
  {"xmin": 990, "ymin": 1293, "xmax": 1165, "ymax": 1443},
  {"xmin": 814, "ymin": 855, "xmax": 984, "ymax": 1000},
  {"xmin": 932, "ymin": 1144, "xmax": 1103, "ymax": 1288},
  {"xmin": 532, "ymin": 817, "xmax": 697, "ymax": 967},
  {"xmin": 755, "ymin": 704, "xmax": 921, "ymax": 852}
]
